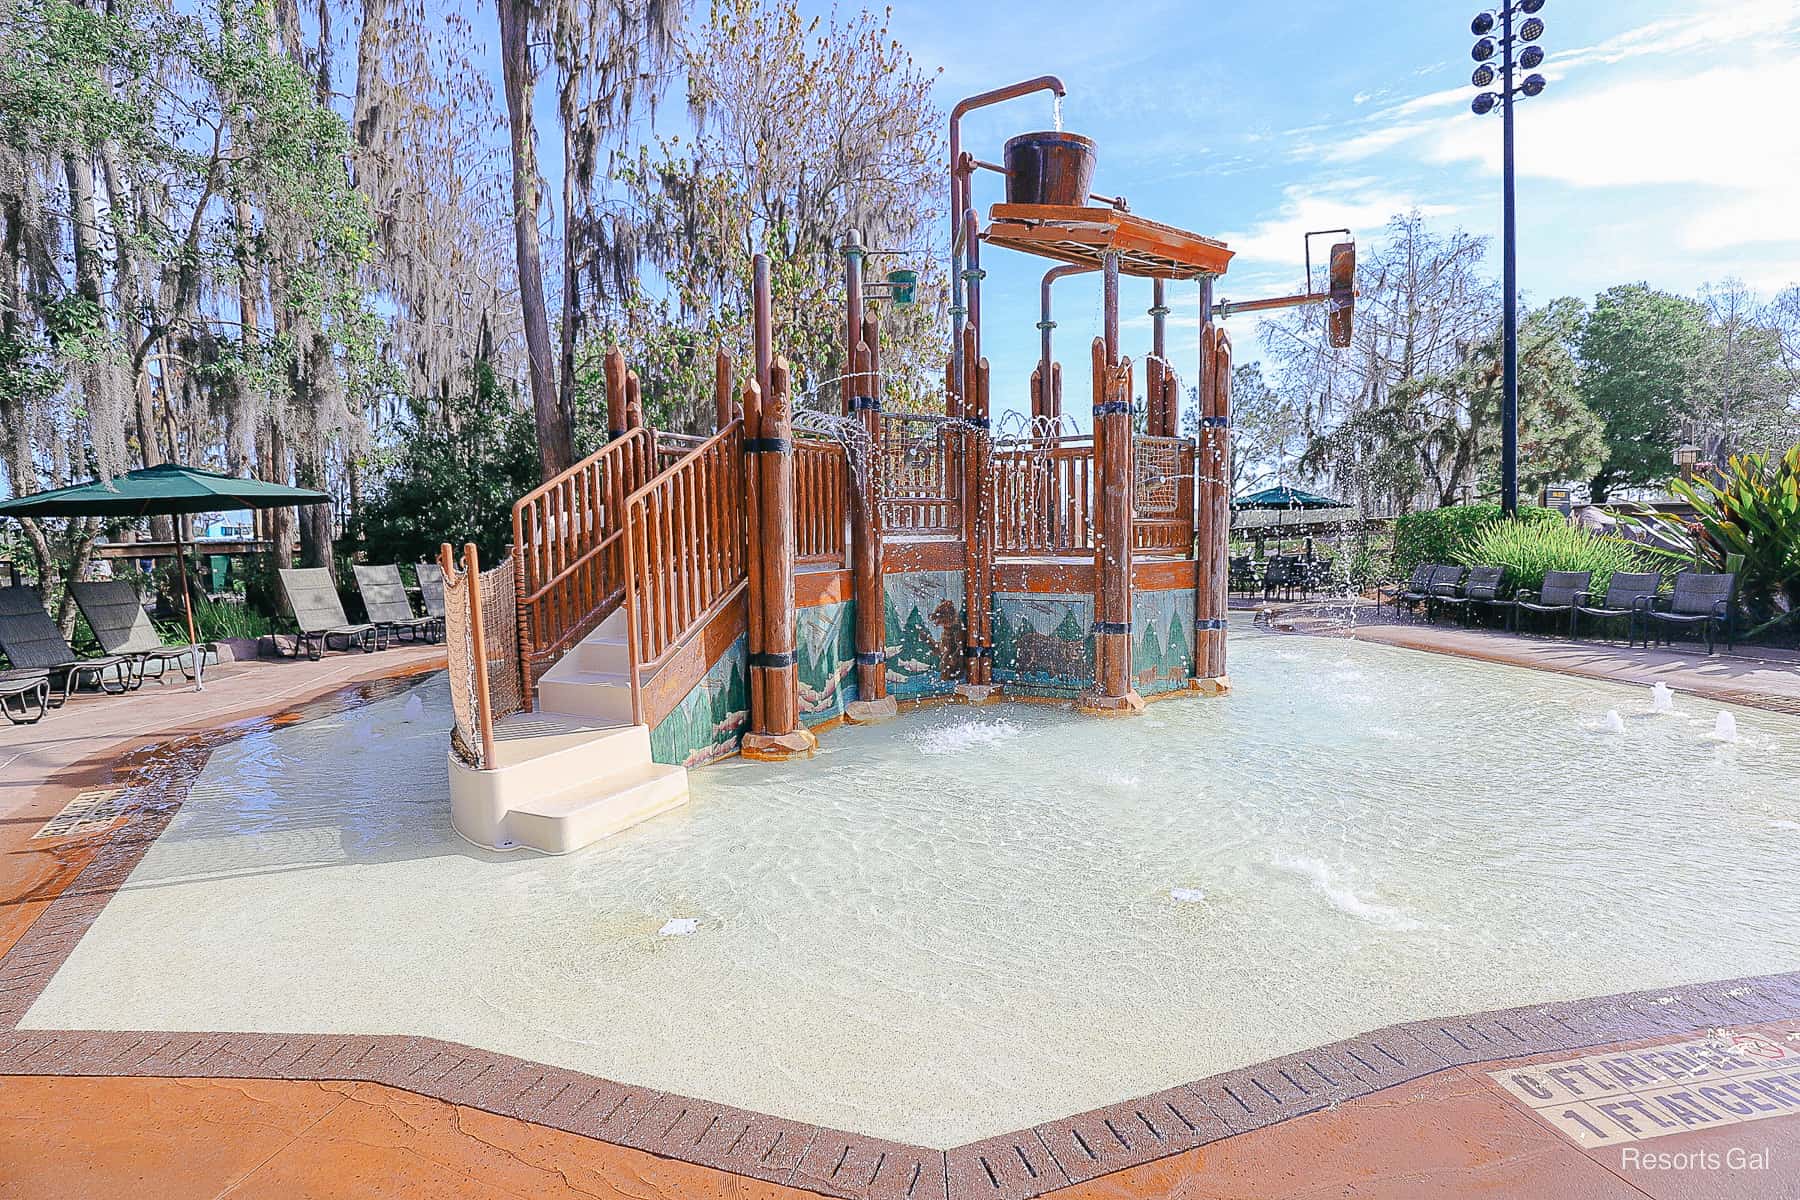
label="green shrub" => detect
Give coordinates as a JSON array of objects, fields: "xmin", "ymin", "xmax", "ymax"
[
  {"xmin": 1458, "ymin": 518, "xmax": 1661, "ymax": 596},
  {"xmin": 1392, "ymin": 504, "xmax": 1558, "ymax": 575}
]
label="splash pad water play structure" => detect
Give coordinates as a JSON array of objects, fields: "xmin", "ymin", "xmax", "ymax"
[{"xmin": 444, "ymin": 76, "xmax": 1360, "ymax": 854}]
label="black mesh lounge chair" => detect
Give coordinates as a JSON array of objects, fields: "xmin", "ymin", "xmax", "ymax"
[
  {"xmin": 1570, "ymin": 571, "xmax": 1663, "ymax": 644},
  {"xmin": 276, "ymin": 568, "xmax": 382, "ymax": 659},
  {"xmin": 1422, "ymin": 564, "xmax": 1468, "ymax": 623},
  {"xmin": 415, "ymin": 562, "xmax": 446, "ymax": 620},
  {"xmin": 1510, "ymin": 570, "xmax": 1591, "ymax": 633},
  {"xmin": 0, "ymin": 587, "xmax": 130, "ymax": 706},
  {"xmin": 0, "ymin": 668, "xmax": 50, "ymax": 724},
  {"xmin": 1645, "ymin": 571, "xmax": 1737, "ymax": 654},
  {"xmin": 69, "ymin": 580, "xmax": 198, "ymax": 687},
  {"xmin": 1434, "ymin": 565, "xmax": 1505, "ymax": 626},
  {"xmin": 353, "ymin": 564, "xmax": 441, "ymax": 643}
]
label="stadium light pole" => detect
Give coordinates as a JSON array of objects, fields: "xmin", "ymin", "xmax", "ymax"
[{"xmin": 1470, "ymin": 1, "xmax": 1548, "ymax": 516}]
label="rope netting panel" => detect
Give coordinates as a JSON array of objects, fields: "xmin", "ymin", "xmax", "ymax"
[{"xmin": 442, "ymin": 550, "xmax": 524, "ymax": 768}]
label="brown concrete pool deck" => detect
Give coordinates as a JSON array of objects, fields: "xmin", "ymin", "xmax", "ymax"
[{"xmin": 4, "ymin": 635, "xmax": 1800, "ymax": 1198}]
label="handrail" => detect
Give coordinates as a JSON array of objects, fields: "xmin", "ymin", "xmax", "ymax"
[
  {"xmin": 511, "ymin": 425, "xmax": 656, "ymax": 685},
  {"xmin": 793, "ymin": 437, "xmax": 849, "ymax": 564},
  {"xmin": 621, "ymin": 419, "xmax": 747, "ymax": 724}
]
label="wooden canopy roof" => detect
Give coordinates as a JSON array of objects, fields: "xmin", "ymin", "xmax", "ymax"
[{"xmin": 982, "ymin": 204, "xmax": 1235, "ymax": 280}]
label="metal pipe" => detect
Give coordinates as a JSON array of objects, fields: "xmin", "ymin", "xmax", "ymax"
[
  {"xmin": 1151, "ymin": 278, "xmax": 1168, "ymax": 436},
  {"xmin": 841, "ymin": 228, "xmax": 864, "ymax": 416},
  {"xmin": 968, "ymin": 155, "xmax": 1126, "ymax": 209},
  {"xmin": 1213, "ymin": 290, "xmax": 1336, "ymax": 319},
  {"xmin": 949, "ymin": 76, "xmax": 1066, "ymax": 420},
  {"xmin": 1102, "ymin": 250, "xmax": 1120, "ymax": 367},
  {"xmin": 1039, "ymin": 262, "xmax": 1095, "ymax": 396}
]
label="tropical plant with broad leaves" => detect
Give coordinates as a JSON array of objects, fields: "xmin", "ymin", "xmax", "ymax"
[{"xmin": 1648, "ymin": 447, "xmax": 1800, "ymax": 632}]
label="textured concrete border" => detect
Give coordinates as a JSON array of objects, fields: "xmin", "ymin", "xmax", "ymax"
[{"xmin": 3, "ymin": 677, "xmax": 1799, "ymax": 1199}]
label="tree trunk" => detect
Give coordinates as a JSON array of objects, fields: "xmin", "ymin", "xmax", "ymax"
[{"xmin": 498, "ymin": 0, "xmax": 572, "ymax": 480}]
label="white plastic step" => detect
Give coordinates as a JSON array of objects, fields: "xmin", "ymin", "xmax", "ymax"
[
  {"xmin": 483, "ymin": 715, "xmax": 651, "ymax": 797},
  {"xmin": 536, "ymin": 668, "xmax": 635, "ymax": 722},
  {"xmin": 576, "ymin": 633, "xmax": 630, "ymax": 673},
  {"xmin": 505, "ymin": 763, "xmax": 689, "ymax": 854}
]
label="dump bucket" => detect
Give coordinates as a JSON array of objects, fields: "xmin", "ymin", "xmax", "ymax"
[{"xmin": 1002, "ymin": 132, "xmax": 1097, "ymax": 207}]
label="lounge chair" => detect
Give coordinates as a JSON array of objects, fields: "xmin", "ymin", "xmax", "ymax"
[
  {"xmin": 0, "ymin": 668, "xmax": 50, "ymax": 724},
  {"xmin": 69, "ymin": 580, "xmax": 199, "ymax": 687},
  {"xmin": 1510, "ymin": 570, "xmax": 1591, "ymax": 633},
  {"xmin": 1421, "ymin": 564, "xmax": 1468, "ymax": 623},
  {"xmin": 352, "ymin": 564, "xmax": 441, "ymax": 643},
  {"xmin": 1379, "ymin": 563, "xmax": 1433, "ymax": 614},
  {"xmin": 1433, "ymin": 565, "xmax": 1505, "ymax": 626},
  {"xmin": 1644, "ymin": 571, "xmax": 1737, "ymax": 654},
  {"xmin": 1262, "ymin": 557, "xmax": 1296, "ymax": 601},
  {"xmin": 0, "ymin": 587, "xmax": 130, "ymax": 706},
  {"xmin": 1570, "ymin": 571, "xmax": 1663, "ymax": 644},
  {"xmin": 415, "ymin": 562, "xmax": 446, "ymax": 620},
  {"xmin": 276, "ymin": 568, "xmax": 383, "ymax": 659}
]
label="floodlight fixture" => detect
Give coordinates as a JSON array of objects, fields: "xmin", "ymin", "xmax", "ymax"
[
  {"xmin": 1472, "ymin": 92, "xmax": 1499, "ymax": 115},
  {"xmin": 1471, "ymin": 12, "xmax": 1495, "ymax": 35},
  {"xmin": 1521, "ymin": 73, "xmax": 1547, "ymax": 96},
  {"xmin": 1520, "ymin": 16, "xmax": 1546, "ymax": 41},
  {"xmin": 1519, "ymin": 44, "xmax": 1545, "ymax": 69},
  {"xmin": 1471, "ymin": 36, "xmax": 1498, "ymax": 61},
  {"xmin": 1472, "ymin": 63, "xmax": 1497, "ymax": 87}
]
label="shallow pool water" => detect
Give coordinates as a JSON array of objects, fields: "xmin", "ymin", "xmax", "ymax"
[{"xmin": 25, "ymin": 628, "xmax": 1800, "ymax": 1146}]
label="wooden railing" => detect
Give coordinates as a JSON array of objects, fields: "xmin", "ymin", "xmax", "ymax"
[
  {"xmin": 511, "ymin": 426, "xmax": 657, "ymax": 684},
  {"xmin": 793, "ymin": 437, "xmax": 849, "ymax": 565},
  {"xmin": 1132, "ymin": 436, "xmax": 1198, "ymax": 556},
  {"xmin": 874, "ymin": 412, "xmax": 962, "ymax": 536},
  {"xmin": 621, "ymin": 420, "xmax": 747, "ymax": 722},
  {"xmin": 992, "ymin": 436, "xmax": 1097, "ymax": 557}
]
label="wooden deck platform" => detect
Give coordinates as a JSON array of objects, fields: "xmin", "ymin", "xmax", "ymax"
[{"xmin": 982, "ymin": 203, "xmax": 1235, "ymax": 279}]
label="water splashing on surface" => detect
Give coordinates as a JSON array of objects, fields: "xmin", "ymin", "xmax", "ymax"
[
  {"xmin": 1602, "ymin": 710, "xmax": 1625, "ymax": 734},
  {"xmin": 1170, "ymin": 888, "xmax": 1207, "ymax": 903},
  {"xmin": 1651, "ymin": 683, "xmax": 1676, "ymax": 714},
  {"xmin": 403, "ymin": 694, "xmax": 426, "ymax": 723},
  {"xmin": 1712, "ymin": 711, "xmax": 1739, "ymax": 743}
]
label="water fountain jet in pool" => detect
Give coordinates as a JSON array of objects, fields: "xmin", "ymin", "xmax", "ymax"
[
  {"xmin": 1713, "ymin": 711, "xmax": 1739, "ymax": 742},
  {"xmin": 1651, "ymin": 682, "xmax": 1676, "ymax": 713},
  {"xmin": 1602, "ymin": 710, "xmax": 1625, "ymax": 734}
]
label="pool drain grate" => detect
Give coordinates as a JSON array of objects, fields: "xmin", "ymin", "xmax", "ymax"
[{"xmin": 32, "ymin": 788, "xmax": 130, "ymax": 840}]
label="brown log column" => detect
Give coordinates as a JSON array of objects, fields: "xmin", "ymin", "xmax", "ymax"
[
  {"xmin": 956, "ymin": 353, "xmax": 998, "ymax": 700},
  {"xmin": 1081, "ymin": 251, "xmax": 1144, "ymax": 716},
  {"xmin": 846, "ymin": 334, "xmax": 895, "ymax": 723},
  {"xmin": 743, "ymin": 355, "xmax": 817, "ymax": 760},
  {"xmin": 742, "ymin": 256, "xmax": 769, "ymax": 737},
  {"xmin": 1192, "ymin": 302, "xmax": 1233, "ymax": 696},
  {"xmin": 604, "ymin": 348, "xmax": 628, "ymax": 441},
  {"xmin": 714, "ymin": 346, "xmax": 734, "ymax": 432}
]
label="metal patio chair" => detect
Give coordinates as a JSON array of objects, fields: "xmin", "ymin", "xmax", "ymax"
[
  {"xmin": 1643, "ymin": 571, "xmax": 1737, "ymax": 655},
  {"xmin": 0, "ymin": 668, "xmax": 50, "ymax": 724},
  {"xmin": 276, "ymin": 568, "xmax": 383, "ymax": 660},
  {"xmin": 1570, "ymin": 571, "xmax": 1663, "ymax": 644},
  {"xmin": 353, "ymin": 563, "xmax": 441, "ymax": 644},
  {"xmin": 0, "ymin": 587, "xmax": 130, "ymax": 706},
  {"xmin": 1434, "ymin": 565, "xmax": 1505, "ymax": 626},
  {"xmin": 1509, "ymin": 570, "xmax": 1591, "ymax": 634},
  {"xmin": 69, "ymin": 580, "xmax": 199, "ymax": 687}
]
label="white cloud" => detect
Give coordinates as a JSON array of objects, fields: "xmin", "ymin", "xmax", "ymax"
[
  {"xmin": 1219, "ymin": 182, "xmax": 1456, "ymax": 271},
  {"xmin": 1424, "ymin": 61, "xmax": 1800, "ymax": 254}
]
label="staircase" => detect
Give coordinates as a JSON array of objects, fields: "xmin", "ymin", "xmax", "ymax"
[{"xmin": 448, "ymin": 423, "xmax": 699, "ymax": 856}]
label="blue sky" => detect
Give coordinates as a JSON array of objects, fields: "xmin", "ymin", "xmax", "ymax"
[{"xmin": 781, "ymin": 0, "xmax": 1800, "ymax": 427}]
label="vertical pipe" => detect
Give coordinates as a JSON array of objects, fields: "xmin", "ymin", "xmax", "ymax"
[
  {"xmin": 1151, "ymin": 278, "xmax": 1169, "ymax": 436},
  {"xmin": 742, "ymin": 373, "xmax": 766, "ymax": 727},
  {"xmin": 1500, "ymin": 0, "xmax": 1519, "ymax": 517},
  {"xmin": 842, "ymin": 229, "xmax": 865, "ymax": 417},
  {"xmin": 974, "ymin": 355, "xmax": 994, "ymax": 686},
  {"xmin": 960, "ymin": 324, "xmax": 980, "ymax": 688},
  {"xmin": 848, "ymin": 336, "xmax": 891, "ymax": 715},
  {"xmin": 604, "ymin": 348, "xmax": 627, "ymax": 441}
]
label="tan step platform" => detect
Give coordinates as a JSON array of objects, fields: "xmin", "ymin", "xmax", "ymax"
[{"xmin": 447, "ymin": 708, "xmax": 687, "ymax": 854}]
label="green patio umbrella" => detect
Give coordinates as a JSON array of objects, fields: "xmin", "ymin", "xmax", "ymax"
[
  {"xmin": 1230, "ymin": 485, "xmax": 1344, "ymax": 510},
  {"xmin": 0, "ymin": 463, "xmax": 329, "ymax": 689},
  {"xmin": 1231, "ymin": 485, "xmax": 1347, "ymax": 558}
]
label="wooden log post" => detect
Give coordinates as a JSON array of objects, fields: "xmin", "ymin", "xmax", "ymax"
[
  {"xmin": 742, "ymin": 355, "xmax": 816, "ymax": 760},
  {"xmin": 604, "ymin": 348, "xmax": 628, "ymax": 441},
  {"xmin": 625, "ymin": 369, "xmax": 644, "ymax": 431},
  {"xmin": 1192, "ymin": 315, "xmax": 1232, "ymax": 696},
  {"xmin": 742, "ymin": 255, "xmax": 770, "ymax": 738},
  {"xmin": 1081, "ymin": 251, "xmax": 1144, "ymax": 715},
  {"xmin": 1149, "ymin": 278, "xmax": 1171, "ymax": 436},
  {"xmin": 1050, "ymin": 362, "xmax": 1063, "ymax": 424},
  {"xmin": 845, "ymin": 334, "xmax": 895, "ymax": 723},
  {"xmin": 714, "ymin": 346, "xmax": 734, "ymax": 432},
  {"xmin": 1029, "ymin": 365, "xmax": 1044, "ymax": 422},
  {"xmin": 955, "ymin": 329, "xmax": 1000, "ymax": 704}
]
